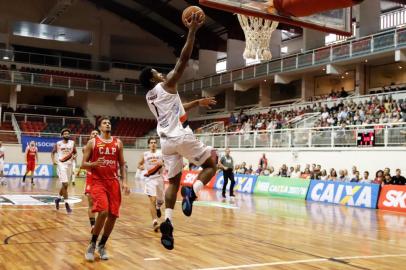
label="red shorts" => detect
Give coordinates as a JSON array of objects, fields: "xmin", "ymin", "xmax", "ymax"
[
  {"xmin": 91, "ymin": 179, "xmax": 121, "ymax": 217},
  {"xmin": 84, "ymin": 172, "xmax": 92, "ymax": 194},
  {"xmin": 27, "ymin": 161, "xmax": 35, "ymax": 172}
]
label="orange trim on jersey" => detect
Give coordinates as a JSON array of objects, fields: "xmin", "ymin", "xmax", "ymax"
[{"xmin": 179, "ymin": 113, "xmax": 188, "ymax": 123}]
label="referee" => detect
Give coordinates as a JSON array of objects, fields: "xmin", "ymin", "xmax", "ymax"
[{"xmin": 218, "ymin": 148, "xmax": 235, "ymax": 198}]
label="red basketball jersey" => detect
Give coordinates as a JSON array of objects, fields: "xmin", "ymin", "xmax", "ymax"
[
  {"xmin": 91, "ymin": 136, "xmax": 120, "ymax": 181},
  {"xmin": 26, "ymin": 147, "xmax": 37, "ymax": 162}
]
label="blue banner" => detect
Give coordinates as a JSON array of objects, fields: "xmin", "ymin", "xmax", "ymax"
[
  {"xmin": 4, "ymin": 163, "xmax": 56, "ymax": 177},
  {"xmin": 306, "ymin": 180, "xmax": 380, "ymax": 209},
  {"xmin": 21, "ymin": 136, "xmax": 60, "ymax": 152},
  {"xmin": 213, "ymin": 172, "xmax": 258, "ymax": 194}
]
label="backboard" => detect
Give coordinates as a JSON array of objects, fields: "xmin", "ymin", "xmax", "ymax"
[{"xmin": 199, "ymin": 0, "xmax": 352, "ymax": 36}]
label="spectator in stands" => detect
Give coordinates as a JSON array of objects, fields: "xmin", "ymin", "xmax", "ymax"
[
  {"xmin": 255, "ymin": 165, "xmax": 263, "ymax": 175},
  {"xmin": 301, "ymin": 168, "xmax": 311, "ymax": 179},
  {"xmin": 338, "ymin": 170, "xmax": 346, "ymax": 181},
  {"xmin": 359, "ymin": 171, "xmax": 370, "ymax": 183},
  {"xmin": 229, "ymin": 112, "xmax": 236, "ymax": 125},
  {"xmin": 339, "ymin": 87, "xmax": 348, "ymax": 98},
  {"xmin": 239, "ymin": 162, "xmax": 248, "ymax": 174},
  {"xmin": 262, "ymin": 166, "xmax": 271, "ymax": 176},
  {"xmin": 351, "ymin": 166, "xmax": 358, "ymax": 180},
  {"xmin": 383, "ymin": 167, "xmax": 391, "ymax": 178},
  {"xmin": 288, "ymin": 166, "xmax": 294, "ymax": 178},
  {"xmin": 219, "ymin": 148, "xmax": 235, "ymax": 198},
  {"xmin": 320, "ymin": 169, "xmax": 328, "ymax": 180},
  {"xmin": 290, "ymin": 165, "xmax": 301, "ymax": 178},
  {"xmin": 279, "ymin": 164, "xmax": 288, "ymax": 177},
  {"xmin": 351, "ymin": 171, "xmax": 360, "ymax": 182},
  {"xmin": 259, "ymin": 154, "xmax": 268, "ymax": 170},
  {"xmin": 392, "ymin": 169, "xmax": 406, "ymax": 185},
  {"xmin": 328, "ymin": 169, "xmax": 338, "ymax": 180},
  {"xmin": 246, "ymin": 165, "xmax": 253, "ymax": 175},
  {"xmin": 383, "ymin": 174, "xmax": 393, "ymax": 186},
  {"xmin": 373, "ymin": 170, "xmax": 384, "ymax": 185}
]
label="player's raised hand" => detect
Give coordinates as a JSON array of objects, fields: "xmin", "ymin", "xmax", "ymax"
[
  {"xmin": 198, "ymin": 97, "xmax": 217, "ymax": 109},
  {"xmin": 186, "ymin": 13, "xmax": 204, "ymax": 31}
]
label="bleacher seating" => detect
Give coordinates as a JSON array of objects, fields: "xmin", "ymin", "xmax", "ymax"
[
  {"xmin": 0, "ymin": 121, "xmax": 18, "ymax": 143},
  {"xmin": 20, "ymin": 67, "xmax": 106, "ymax": 81},
  {"xmin": 97, "ymin": 116, "xmax": 156, "ymax": 137}
]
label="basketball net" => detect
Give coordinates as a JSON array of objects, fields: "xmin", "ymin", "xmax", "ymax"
[{"xmin": 237, "ymin": 14, "xmax": 279, "ymax": 61}]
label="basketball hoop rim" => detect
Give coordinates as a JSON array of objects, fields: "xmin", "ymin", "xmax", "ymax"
[{"xmin": 199, "ymin": 0, "xmax": 352, "ymax": 37}]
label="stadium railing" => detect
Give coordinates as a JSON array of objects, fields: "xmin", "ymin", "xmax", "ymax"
[
  {"xmin": 179, "ymin": 25, "xmax": 406, "ymax": 92},
  {"xmin": 1, "ymin": 122, "xmax": 405, "ymax": 150},
  {"xmin": 0, "ymin": 70, "xmax": 138, "ymax": 95}
]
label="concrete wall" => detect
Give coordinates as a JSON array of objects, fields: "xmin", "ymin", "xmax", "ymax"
[
  {"xmin": 314, "ymin": 72, "xmax": 355, "ymax": 96},
  {"xmin": 369, "ymin": 63, "xmax": 406, "ymax": 88}
]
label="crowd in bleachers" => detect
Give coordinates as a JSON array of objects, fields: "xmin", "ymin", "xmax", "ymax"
[
  {"xmin": 221, "ymin": 93, "xmax": 406, "ymax": 134},
  {"xmin": 231, "ymin": 154, "xmax": 406, "ymax": 186}
]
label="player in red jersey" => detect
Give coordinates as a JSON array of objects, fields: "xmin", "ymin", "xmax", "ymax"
[
  {"xmin": 22, "ymin": 141, "xmax": 38, "ymax": 185},
  {"xmin": 82, "ymin": 130, "xmax": 100, "ymax": 228},
  {"xmin": 82, "ymin": 117, "xmax": 130, "ymax": 262}
]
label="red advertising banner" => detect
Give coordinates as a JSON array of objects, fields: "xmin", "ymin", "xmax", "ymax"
[
  {"xmin": 378, "ymin": 185, "xmax": 406, "ymax": 212},
  {"xmin": 180, "ymin": 170, "xmax": 217, "ymax": 188}
]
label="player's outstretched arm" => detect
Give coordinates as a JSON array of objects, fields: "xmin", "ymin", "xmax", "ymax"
[
  {"xmin": 183, "ymin": 97, "xmax": 217, "ymax": 112},
  {"xmin": 163, "ymin": 13, "xmax": 203, "ymax": 93}
]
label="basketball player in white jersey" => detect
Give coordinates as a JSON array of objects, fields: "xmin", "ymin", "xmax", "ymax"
[
  {"xmin": 51, "ymin": 128, "xmax": 77, "ymax": 213},
  {"xmin": 0, "ymin": 140, "xmax": 5, "ymax": 185},
  {"xmin": 138, "ymin": 137, "xmax": 164, "ymax": 232},
  {"xmin": 139, "ymin": 14, "xmax": 217, "ymax": 250}
]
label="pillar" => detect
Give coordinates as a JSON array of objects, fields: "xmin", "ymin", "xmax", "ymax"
[
  {"xmin": 259, "ymin": 81, "xmax": 270, "ymax": 107},
  {"xmin": 9, "ymin": 85, "xmax": 19, "ymax": 111},
  {"xmin": 225, "ymin": 89, "xmax": 236, "ymax": 112},
  {"xmin": 199, "ymin": 50, "xmax": 218, "ymax": 76},
  {"xmin": 354, "ymin": 0, "xmax": 380, "ymax": 38},
  {"xmin": 303, "ymin": 29, "xmax": 326, "ymax": 51},
  {"xmin": 226, "ymin": 39, "xmax": 245, "ymax": 70},
  {"xmin": 355, "ymin": 64, "xmax": 366, "ymax": 95},
  {"xmin": 269, "ymin": 30, "xmax": 282, "ymax": 59},
  {"xmin": 301, "ymin": 75, "xmax": 314, "ymax": 100}
]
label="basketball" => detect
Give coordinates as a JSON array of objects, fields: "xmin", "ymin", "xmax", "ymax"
[{"xmin": 182, "ymin": 6, "xmax": 205, "ymax": 26}]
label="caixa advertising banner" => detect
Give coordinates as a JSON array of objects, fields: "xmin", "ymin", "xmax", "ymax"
[
  {"xmin": 213, "ymin": 173, "xmax": 258, "ymax": 194},
  {"xmin": 378, "ymin": 185, "xmax": 406, "ymax": 213},
  {"xmin": 21, "ymin": 136, "xmax": 60, "ymax": 152},
  {"xmin": 306, "ymin": 180, "xmax": 380, "ymax": 209},
  {"xmin": 3, "ymin": 163, "xmax": 56, "ymax": 177}
]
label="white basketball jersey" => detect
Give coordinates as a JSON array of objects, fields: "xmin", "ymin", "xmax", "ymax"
[
  {"xmin": 56, "ymin": 140, "xmax": 75, "ymax": 165},
  {"xmin": 143, "ymin": 150, "xmax": 163, "ymax": 178},
  {"xmin": 146, "ymin": 83, "xmax": 192, "ymax": 138}
]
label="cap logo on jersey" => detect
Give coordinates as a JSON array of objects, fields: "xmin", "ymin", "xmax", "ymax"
[{"xmin": 98, "ymin": 146, "xmax": 117, "ymax": 155}]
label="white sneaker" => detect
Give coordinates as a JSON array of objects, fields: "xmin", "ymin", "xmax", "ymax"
[
  {"xmin": 85, "ymin": 243, "xmax": 96, "ymax": 262},
  {"xmin": 97, "ymin": 244, "xmax": 109, "ymax": 260}
]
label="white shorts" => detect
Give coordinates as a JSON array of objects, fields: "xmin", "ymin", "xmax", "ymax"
[
  {"xmin": 57, "ymin": 164, "xmax": 73, "ymax": 183},
  {"xmin": 161, "ymin": 134, "xmax": 212, "ymax": 179},
  {"xmin": 144, "ymin": 176, "xmax": 164, "ymax": 200}
]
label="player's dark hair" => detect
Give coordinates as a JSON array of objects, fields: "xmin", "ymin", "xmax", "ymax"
[
  {"xmin": 147, "ymin": 137, "xmax": 157, "ymax": 144},
  {"xmin": 98, "ymin": 116, "xmax": 110, "ymax": 127},
  {"xmin": 91, "ymin": 129, "xmax": 100, "ymax": 134},
  {"xmin": 60, "ymin": 128, "xmax": 71, "ymax": 135},
  {"xmin": 139, "ymin": 67, "xmax": 154, "ymax": 90}
]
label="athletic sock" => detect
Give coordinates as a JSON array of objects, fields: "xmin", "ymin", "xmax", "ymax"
[
  {"xmin": 99, "ymin": 235, "xmax": 109, "ymax": 246},
  {"xmin": 165, "ymin": 208, "xmax": 173, "ymax": 221},
  {"xmin": 22, "ymin": 173, "xmax": 27, "ymax": 182},
  {"xmin": 91, "ymin": 234, "xmax": 98, "ymax": 244},
  {"xmin": 193, "ymin": 180, "xmax": 204, "ymax": 195},
  {"xmin": 89, "ymin": 217, "xmax": 96, "ymax": 226},
  {"xmin": 153, "ymin": 218, "xmax": 158, "ymax": 224}
]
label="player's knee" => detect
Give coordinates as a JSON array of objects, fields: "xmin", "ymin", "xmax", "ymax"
[{"xmin": 98, "ymin": 211, "xmax": 109, "ymax": 218}]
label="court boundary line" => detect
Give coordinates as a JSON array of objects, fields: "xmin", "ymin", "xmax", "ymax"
[{"xmin": 194, "ymin": 254, "xmax": 406, "ymax": 270}]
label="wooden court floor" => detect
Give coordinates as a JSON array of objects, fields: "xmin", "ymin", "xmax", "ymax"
[{"xmin": 0, "ymin": 176, "xmax": 406, "ymax": 270}]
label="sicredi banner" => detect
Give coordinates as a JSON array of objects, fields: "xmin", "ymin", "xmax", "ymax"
[
  {"xmin": 378, "ymin": 185, "xmax": 406, "ymax": 212},
  {"xmin": 180, "ymin": 170, "xmax": 216, "ymax": 188},
  {"xmin": 213, "ymin": 173, "xmax": 257, "ymax": 194},
  {"xmin": 21, "ymin": 136, "xmax": 60, "ymax": 152},
  {"xmin": 4, "ymin": 163, "xmax": 56, "ymax": 177},
  {"xmin": 306, "ymin": 180, "xmax": 380, "ymax": 209},
  {"xmin": 254, "ymin": 176, "xmax": 311, "ymax": 199}
]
